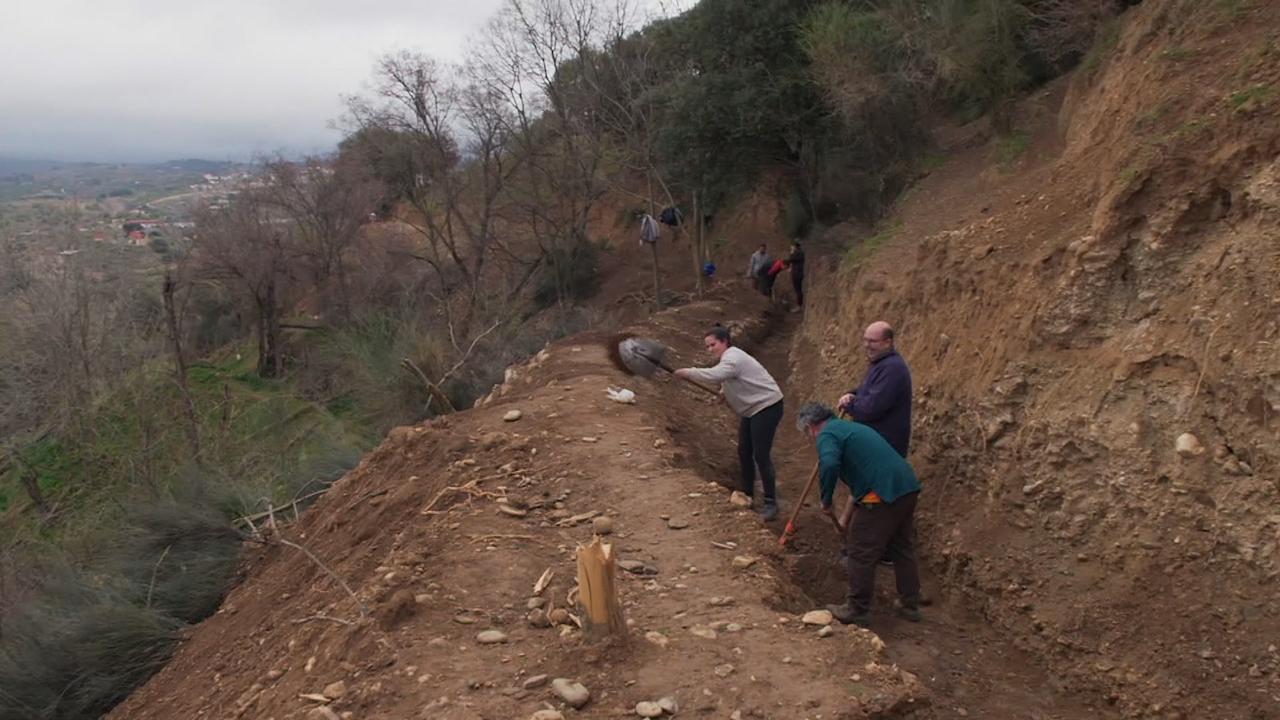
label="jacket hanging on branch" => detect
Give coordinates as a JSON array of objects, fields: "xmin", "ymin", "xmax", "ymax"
[{"xmin": 639, "ymin": 214, "xmax": 661, "ymax": 245}]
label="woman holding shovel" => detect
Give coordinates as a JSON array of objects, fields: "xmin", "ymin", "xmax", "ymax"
[{"xmin": 674, "ymin": 326, "xmax": 784, "ymax": 521}]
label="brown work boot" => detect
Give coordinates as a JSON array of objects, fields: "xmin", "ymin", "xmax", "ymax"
[{"xmin": 826, "ymin": 603, "xmax": 872, "ymax": 628}]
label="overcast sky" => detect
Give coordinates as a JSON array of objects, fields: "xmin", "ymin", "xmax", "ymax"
[{"xmin": 0, "ymin": 0, "xmax": 685, "ymax": 163}]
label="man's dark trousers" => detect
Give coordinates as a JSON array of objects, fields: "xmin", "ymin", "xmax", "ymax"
[
  {"xmin": 845, "ymin": 491, "xmax": 921, "ymax": 613},
  {"xmin": 738, "ymin": 400, "xmax": 783, "ymax": 503}
]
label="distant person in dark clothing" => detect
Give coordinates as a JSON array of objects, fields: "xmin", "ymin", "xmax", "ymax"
[
  {"xmin": 787, "ymin": 241, "xmax": 805, "ymax": 309},
  {"xmin": 796, "ymin": 402, "xmax": 922, "ymax": 628},
  {"xmin": 838, "ymin": 321, "xmax": 912, "ymax": 458}
]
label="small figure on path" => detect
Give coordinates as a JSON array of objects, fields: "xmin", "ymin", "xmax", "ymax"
[
  {"xmin": 746, "ymin": 243, "xmax": 772, "ymax": 296},
  {"xmin": 787, "ymin": 241, "xmax": 805, "ymax": 310}
]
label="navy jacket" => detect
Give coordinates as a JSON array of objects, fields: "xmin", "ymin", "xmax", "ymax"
[{"xmin": 846, "ymin": 350, "xmax": 912, "ymax": 457}]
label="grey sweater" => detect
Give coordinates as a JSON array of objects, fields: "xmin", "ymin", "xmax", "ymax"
[{"xmin": 685, "ymin": 346, "xmax": 784, "ymax": 417}]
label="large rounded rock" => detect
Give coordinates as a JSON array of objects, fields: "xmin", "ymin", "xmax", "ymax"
[
  {"xmin": 636, "ymin": 701, "xmax": 664, "ymax": 717},
  {"xmin": 476, "ymin": 630, "xmax": 508, "ymax": 644},
  {"xmin": 551, "ymin": 678, "xmax": 591, "ymax": 708},
  {"xmin": 802, "ymin": 609, "xmax": 834, "ymax": 626}
]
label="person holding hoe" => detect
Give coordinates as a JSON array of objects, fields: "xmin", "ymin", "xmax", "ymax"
[
  {"xmin": 795, "ymin": 401, "xmax": 922, "ymax": 627},
  {"xmin": 675, "ymin": 326, "xmax": 784, "ymax": 521}
]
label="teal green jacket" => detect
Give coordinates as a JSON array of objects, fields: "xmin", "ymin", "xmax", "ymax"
[{"xmin": 817, "ymin": 418, "xmax": 920, "ymax": 508}]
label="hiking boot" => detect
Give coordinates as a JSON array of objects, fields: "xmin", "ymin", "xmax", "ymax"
[
  {"xmin": 826, "ymin": 603, "xmax": 872, "ymax": 628},
  {"xmin": 759, "ymin": 502, "xmax": 779, "ymax": 522},
  {"xmin": 896, "ymin": 605, "xmax": 923, "ymax": 623},
  {"xmin": 878, "ymin": 558, "xmax": 894, "ymax": 567}
]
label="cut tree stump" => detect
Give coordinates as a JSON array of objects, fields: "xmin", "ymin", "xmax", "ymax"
[{"xmin": 576, "ymin": 536, "xmax": 627, "ymax": 639}]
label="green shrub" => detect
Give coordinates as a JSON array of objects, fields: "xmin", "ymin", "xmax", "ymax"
[
  {"xmin": 534, "ymin": 239, "xmax": 604, "ymax": 308},
  {"xmin": 781, "ymin": 191, "xmax": 814, "ymax": 239}
]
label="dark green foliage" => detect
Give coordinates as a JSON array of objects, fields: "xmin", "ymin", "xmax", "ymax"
[
  {"xmin": 534, "ymin": 239, "xmax": 603, "ymax": 308},
  {"xmin": 647, "ymin": 0, "xmax": 827, "ymax": 211}
]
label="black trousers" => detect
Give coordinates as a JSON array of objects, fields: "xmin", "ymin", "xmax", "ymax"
[
  {"xmin": 738, "ymin": 400, "xmax": 783, "ymax": 504},
  {"xmin": 792, "ymin": 273, "xmax": 804, "ymax": 307},
  {"xmin": 845, "ymin": 491, "xmax": 921, "ymax": 613}
]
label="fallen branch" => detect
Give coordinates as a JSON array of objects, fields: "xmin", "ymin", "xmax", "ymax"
[
  {"xmin": 533, "ymin": 567, "xmax": 554, "ymax": 596},
  {"xmin": 145, "ymin": 545, "xmax": 172, "ymax": 609},
  {"xmin": 469, "ymin": 534, "xmax": 536, "ymax": 543},
  {"xmin": 292, "ymin": 614, "xmax": 354, "ymax": 627},
  {"xmin": 234, "ymin": 487, "xmax": 331, "ymax": 529},
  {"xmin": 438, "ymin": 320, "xmax": 503, "ymax": 386},
  {"xmin": 278, "ymin": 537, "xmax": 369, "ymax": 617}
]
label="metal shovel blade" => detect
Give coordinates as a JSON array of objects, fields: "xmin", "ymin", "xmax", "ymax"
[{"xmin": 617, "ymin": 337, "xmax": 669, "ymax": 377}]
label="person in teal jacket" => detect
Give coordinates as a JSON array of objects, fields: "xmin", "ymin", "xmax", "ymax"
[{"xmin": 796, "ymin": 402, "xmax": 922, "ymax": 627}]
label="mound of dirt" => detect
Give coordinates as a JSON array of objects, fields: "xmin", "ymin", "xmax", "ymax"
[
  {"xmin": 109, "ymin": 288, "xmax": 931, "ymax": 720},
  {"xmin": 794, "ymin": 3, "xmax": 1280, "ymax": 718}
]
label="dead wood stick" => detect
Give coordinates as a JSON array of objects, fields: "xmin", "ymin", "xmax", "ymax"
[
  {"xmin": 292, "ymin": 614, "xmax": 354, "ymax": 627},
  {"xmin": 1185, "ymin": 326, "xmax": 1220, "ymax": 418},
  {"xmin": 468, "ymin": 534, "xmax": 536, "ymax": 543},
  {"xmin": 277, "ymin": 537, "xmax": 368, "ymax": 617},
  {"xmin": 145, "ymin": 545, "xmax": 172, "ymax": 609}
]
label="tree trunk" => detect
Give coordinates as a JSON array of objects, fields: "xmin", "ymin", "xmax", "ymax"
[
  {"xmin": 647, "ymin": 173, "xmax": 661, "ymax": 311},
  {"xmin": 692, "ymin": 191, "xmax": 703, "ymax": 297},
  {"xmin": 18, "ymin": 467, "xmax": 49, "ymax": 517},
  {"xmin": 162, "ymin": 273, "xmax": 201, "ymax": 460}
]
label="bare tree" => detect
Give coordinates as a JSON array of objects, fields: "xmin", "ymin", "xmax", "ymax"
[
  {"xmin": 163, "ymin": 270, "xmax": 201, "ymax": 460},
  {"xmin": 258, "ymin": 156, "xmax": 383, "ymax": 322},
  {"xmin": 343, "ymin": 52, "xmax": 520, "ymax": 329},
  {"xmin": 193, "ymin": 195, "xmax": 292, "ymax": 377}
]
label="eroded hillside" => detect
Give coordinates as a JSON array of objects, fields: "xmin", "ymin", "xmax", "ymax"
[{"xmin": 794, "ymin": 2, "xmax": 1280, "ymax": 717}]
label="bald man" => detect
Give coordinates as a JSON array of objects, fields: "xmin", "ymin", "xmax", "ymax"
[{"xmin": 837, "ymin": 321, "xmax": 912, "ymax": 458}]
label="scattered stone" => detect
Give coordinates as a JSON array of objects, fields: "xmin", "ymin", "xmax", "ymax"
[
  {"xmin": 690, "ymin": 625, "xmax": 718, "ymax": 640},
  {"xmin": 636, "ymin": 701, "xmax": 664, "ymax": 717},
  {"xmin": 265, "ymin": 669, "xmax": 284, "ymax": 681},
  {"xmin": 710, "ymin": 541, "xmax": 737, "ymax": 550},
  {"xmin": 592, "ymin": 516, "xmax": 614, "ymax": 535},
  {"xmin": 504, "ymin": 409, "xmax": 523, "ymax": 422},
  {"xmin": 1175, "ymin": 433, "xmax": 1204, "ymax": 458},
  {"xmin": 729, "ymin": 491, "xmax": 752, "ymax": 508},
  {"xmin": 658, "ymin": 696, "xmax": 679, "ymax": 714},
  {"xmin": 548, "ymin": 608, "xmax": 570, "ymax": 625},
  {"xmin": 653, "ymin": 439, "xmax": 667, "ymax": 448},
  {"xmin": 531, "ymin": 711, "xmax": 565, "ymax": 720},
  {"xmin": 551, "ymin": 678, "xmax": 591, "ymax": 709},
  {"xmin": 725, "ymin": 623, "xmax": 743, "ymax": 633},
  {"xmin": 707, "ymin": 596, "xmax": 735, "ymax": 607},
  {"xmin": 527, "ymin": 596, "xmax": 547, "ymax": 610},
  {"xmin": 523, "ymin": 674, "xmax": 550, "ymax": 689},
  {"xmin": 619, "ymin": 560, "xmax": 656, "ymax": 575},
  {"xmin": 666, "ymin": 517, "xmax": 689, "ymax": 530},
  {"xmin": 644, "ymin": 631, "xmax": 670, "ymax": 647},
  {"xmin": 817, "ymin": 626, "xmax": 835, "ymax": 638},
  {"xmin": 453, "ymin": 612, "xmax": 479, "ymax": 625},
  {"xmin": 714, "ymin": 663, "xmax": 735, "ymax": 677},
  {"xmin": 307, "ymin": 708, "xmax": 341, "ymax": 720},
  {"xmin": 476, "ymin": 630, "xmax": 509, "ymax": 644},
  {"xmin": 802, "ymin": 609, "xmax": 834, "ymax": 626},
  {"xmin": 732, "ymin": 555, "xmax": 756, "ymax": 570},
  {"xmin": 322, "ymin": 680, "xmax": 347, "ymax": 700},
  {"xmin": 528, "ymin": 609, "xmax": 551, "ymax": 628},
  {"xmin": 581, "ymin": 436, "xmax": 599, "ymax": 443}
]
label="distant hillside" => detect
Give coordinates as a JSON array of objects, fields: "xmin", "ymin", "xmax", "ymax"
[{"xmin": 0, "ymin": 157, "xmax": 67, "ymax": 178}]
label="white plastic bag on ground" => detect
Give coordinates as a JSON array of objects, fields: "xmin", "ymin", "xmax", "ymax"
[{"xmin": 606, "ymin": 387, "xmax": 636, "ymax": 404}]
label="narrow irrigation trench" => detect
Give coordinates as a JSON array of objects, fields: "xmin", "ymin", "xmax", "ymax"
[{"xmin": 681, "ymin": 307, "xmax": 1120, "ymax": 719}]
